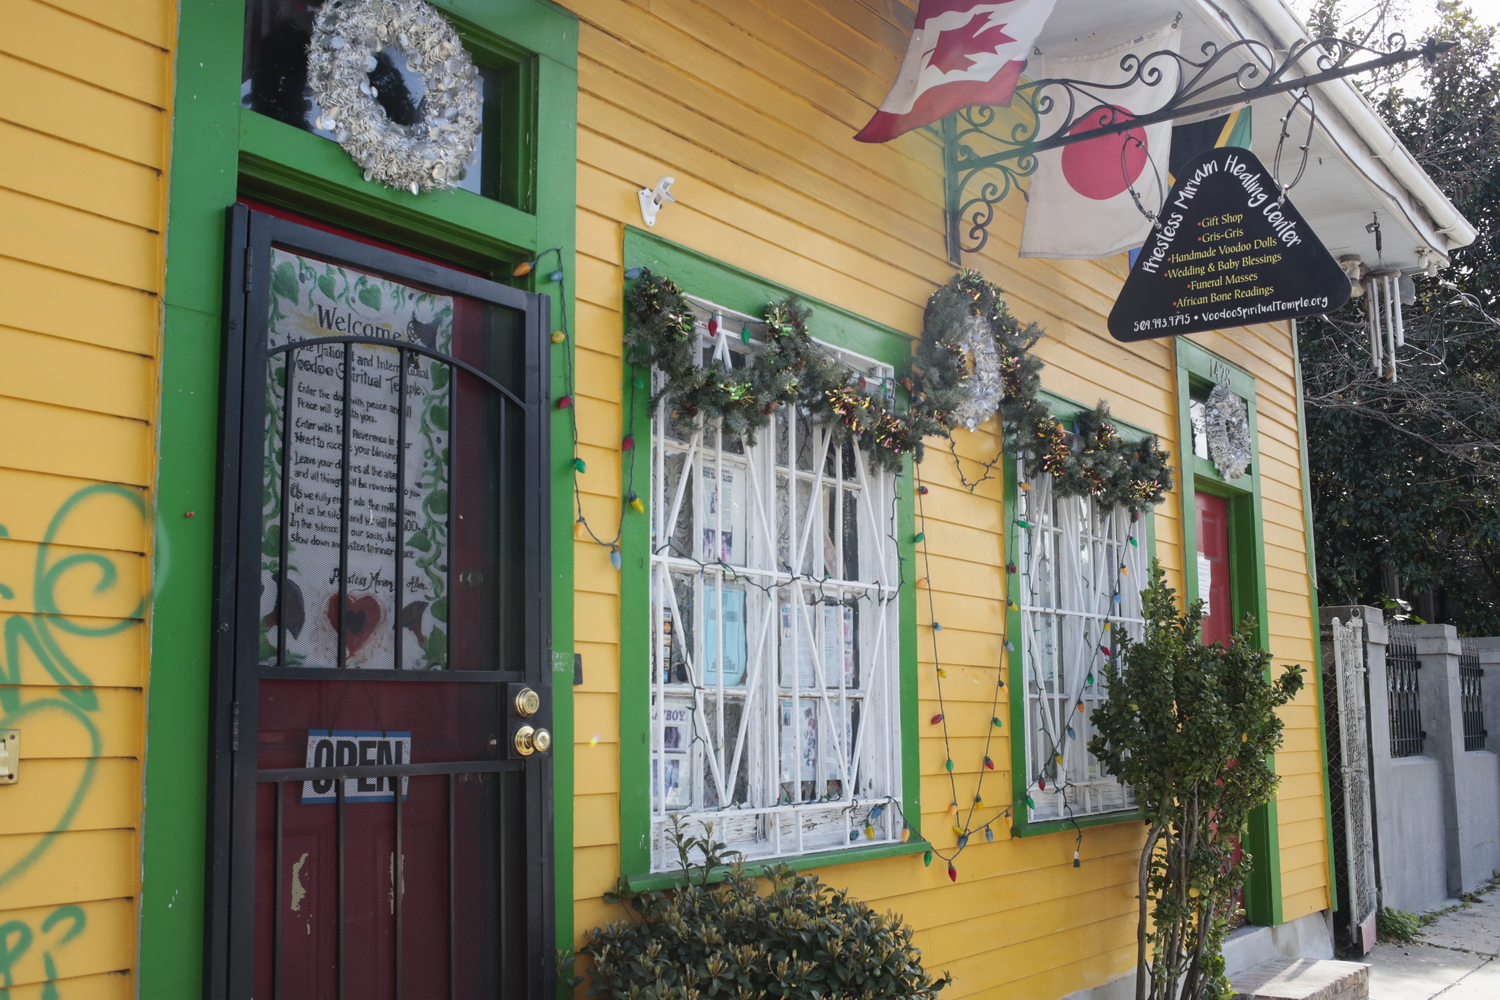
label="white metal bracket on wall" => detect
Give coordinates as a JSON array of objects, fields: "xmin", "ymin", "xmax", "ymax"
[{"xmin": 0, "ymin": 729, "xmax": 18, "ymax": 784}]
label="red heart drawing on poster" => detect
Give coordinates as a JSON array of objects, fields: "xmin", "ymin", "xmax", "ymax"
[{"xmin": 326, "ymin": 594, "xmax": 383, "ymax": 656}]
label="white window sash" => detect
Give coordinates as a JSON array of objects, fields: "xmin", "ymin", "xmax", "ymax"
[{"xmin": 1018, "ymin": 463, "xmax": 1147, "ymax": 823}]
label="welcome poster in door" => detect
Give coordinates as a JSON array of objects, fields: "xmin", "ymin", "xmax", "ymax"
[{"xmin": 259, "ymin": 249, "xmax": 455, "ymax": 669}]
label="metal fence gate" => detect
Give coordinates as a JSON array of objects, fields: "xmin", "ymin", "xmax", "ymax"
[{"xmin": 1323, "ymin": 615, "xmax": 1378, "ymax": 954}]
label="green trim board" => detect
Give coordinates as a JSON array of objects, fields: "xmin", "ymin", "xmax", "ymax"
[
  {"xmin": 624, "ymin": 839, "xmax": 932, "ymax": 892},
  {"xmin": 143, "ymin": 1, "xmax": 578, "ymax": 995},
  {"xmin": 1292, "ymin": 320, "xmax": 1340, "ymax": 914},
  {"xmin": 1173, "ymin": 336, "xmax": 1282, "ymax": 927},
  {"xmin": 617, "ymin": 228, "xmax": 921, "ymax": 882},
  {"xmin": 1004, "ymin": 389, "xmax": 1156, "ymax": 840}
]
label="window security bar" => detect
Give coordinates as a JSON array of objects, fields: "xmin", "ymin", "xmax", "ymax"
[
  {"xmin": 646, "ymin": 298, "xmax": 904, "ymax": 869},
  {"xmin": 1017, "ymin": 463, "xmax": 1148, "ymax": 823}
]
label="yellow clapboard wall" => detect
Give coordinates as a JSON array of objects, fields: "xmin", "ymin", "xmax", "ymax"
[
  {"xmin": 563, "ymin": 0, "xmax": 1329, "ymax": 997},
  {"xmin": 0, "ymin": 0, "xmax": 174, "ymax": 993}
]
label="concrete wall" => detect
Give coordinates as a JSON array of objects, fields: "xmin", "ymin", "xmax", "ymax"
[
  {"xmin": 1378, "ymin": 757, "xmax": 1448, "ymax": 912},
  {"xmin": 1323, "ymin": 608, "xmax": 1500, "ymax": 920},
  {"xmin": 1410, "ymin": 625, "xmax": 1500, "ymax": 896},
  {"xmin": 1456, "ymin": 751, "xmax": 1500, "ymax": 890}
]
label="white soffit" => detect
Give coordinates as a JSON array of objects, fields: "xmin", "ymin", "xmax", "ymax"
[{"xmin": 1033, "ymin": 0, "xmax": 1476, "ymax": 272}]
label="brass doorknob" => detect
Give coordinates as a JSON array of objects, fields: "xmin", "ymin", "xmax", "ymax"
[
  {"xmin": 514, "ymin": 726, "xmax": 537, "ymax": 756},
  {"xmin": 514, "ymin": 687, "xmax": 541, "ymax": 717},
  {"xmin": 513, "ymin": 726, "xmax": 552, "ymax": 756}
]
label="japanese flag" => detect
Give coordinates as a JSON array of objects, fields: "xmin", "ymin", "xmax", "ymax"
[
  {"xmin": 1019, "ymin": 23, "xmax": 1181, "ymax": 259},
  {"xmin": 855, "ymin": 0, "xmax": 1059, "ymax": 144}
]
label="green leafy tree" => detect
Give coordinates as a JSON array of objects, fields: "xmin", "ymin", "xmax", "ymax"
[
  {"xmin": 1090, "ymin": 565, "xmax": 1304, "ymax": 1000},
  {"xmin": 1298, "ymin": 1, "xmax": 1500, "ymax": 631}
]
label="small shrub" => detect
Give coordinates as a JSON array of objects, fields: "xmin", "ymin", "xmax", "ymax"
[
  {"xmin": 582, "ymin": 821, "xmax": 950, "ymax": 1000},
  {"xmin": 1377, "ymin": 908, "xmax": 1422, "ymax": 943}
]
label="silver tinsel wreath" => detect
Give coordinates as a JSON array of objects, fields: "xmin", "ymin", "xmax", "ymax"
[
  {"xmin": 307, "ymin": 0, "xmax": 482, "ymax": 195},
  {"xmin": 1204, "ymin": 380, "xmax": 1251, "ymax": 480},
  {"xmin": 951, "ymin": 314, "xmax": 1005, "ymax": 430}
]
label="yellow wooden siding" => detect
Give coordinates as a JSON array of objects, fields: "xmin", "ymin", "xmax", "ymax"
[
  {"xmin": 0, "ymin": 0, "xmax": 174, "ymax": 993},
  {"xmin": 563, "ymin": 0, "xmax": 1328, "ymax": 994}
]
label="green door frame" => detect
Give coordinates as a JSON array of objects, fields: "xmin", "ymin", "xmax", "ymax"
[
  {"xmin": 1173, "ymin": 336, "xmax": 1281, "ymax": 926},
  {"xmin": 142, "ymin": 2, "xmax": 577, "ymax": 994}
]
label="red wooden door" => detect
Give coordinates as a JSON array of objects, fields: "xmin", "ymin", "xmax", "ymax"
[
  {"xmin": 1196, "ymin": 492, "xmax": 1233, "ymax": 646},
  {"xmin": 1196, "ymin": 491, "xmax": 1246, "ymax": 923}
]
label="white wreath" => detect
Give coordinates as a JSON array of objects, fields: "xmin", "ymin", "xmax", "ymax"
[
  {"xmin": 951, "ymin": 314, "xmax": 1006, "ymax": 431},
  {"xmin": 1204, "ymin": 380, "xmax": 1252, "ymax": 480},
  {"xmin": 307, "ymin": 0, "xmax": 482, "ymax": 195}
]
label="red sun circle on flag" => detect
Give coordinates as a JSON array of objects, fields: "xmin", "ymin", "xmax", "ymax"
[{"xmin": 1061, "ymin": 106, "xmax": 1149, "ymax": 201}]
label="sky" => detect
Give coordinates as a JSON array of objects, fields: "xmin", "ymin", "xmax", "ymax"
[
  {"xmin": 1291, "ymin": 0, "xmax": 1500, "ymax": 36},
  {"xmin": 1288, "ymin": 0, "xmax": 1500, "ymax": 90}
]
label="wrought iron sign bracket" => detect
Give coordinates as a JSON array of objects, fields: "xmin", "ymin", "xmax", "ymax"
[{"xmin": 942, "ymin": 35, "xmax": 1454, "ymax": 261}]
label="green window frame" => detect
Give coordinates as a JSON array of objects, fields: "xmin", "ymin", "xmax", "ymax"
[
  {"xmin": 618, "ymin": 230, "xmax": 926, "ymax": 889},
  {"xmin": 145, "ymin": 1, "xmax": 578, "ymax": 993},
  {"xmin": 1173, "ymin": 337, "xmax": 1282, "ymax": 925},
  {"xmin": 1004, "ymin": 391, "xmax": 1156, "ymax": 839}
]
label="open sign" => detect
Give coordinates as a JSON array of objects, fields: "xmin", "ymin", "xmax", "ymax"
[{"xmin": 301, "ymin": 730, "xmax": 413, "ymax": 804}]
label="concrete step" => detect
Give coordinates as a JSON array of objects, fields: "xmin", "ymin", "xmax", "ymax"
[{"xmin": 1229, "ymin": 957, "xmax": 1369, "ymax": 1000}]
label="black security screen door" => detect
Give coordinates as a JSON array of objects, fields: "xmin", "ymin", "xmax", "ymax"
[{"xmin": 212, "ymin": 206, "xmax": 553, "ymax": 999}]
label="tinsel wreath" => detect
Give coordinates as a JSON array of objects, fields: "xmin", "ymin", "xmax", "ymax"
[
  {"xmin": 922, "ymin": 270, "xmax": 1173, "ymax": 514},
  {"xmin": 307, "ymin": 0, "xmax": 483, "ymax": 195},
  {"xmin": 1203, "ymin": 379, "xmax": 1251, "ymax": 480},
  {"xmin": 623, "ymin": 269, "xmax": 956, "ymax": 470}
]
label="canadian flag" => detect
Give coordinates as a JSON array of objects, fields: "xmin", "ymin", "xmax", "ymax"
[
  {"xmin": 1019, "ymin": 23, "xmax": 1182, "ymax": 259},
  {"xmin": 855, "ymin": 0, "xmax": 1059, "ymax": 144}
]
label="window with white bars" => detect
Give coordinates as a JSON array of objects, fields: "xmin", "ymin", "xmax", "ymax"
[
  {"xmin": 1016, "ymin": 460, "xmax": 1148, "ymax": 824},
  {"xmin": 647, "ymin": 296, "xmax": 905, "ymax": 870}
]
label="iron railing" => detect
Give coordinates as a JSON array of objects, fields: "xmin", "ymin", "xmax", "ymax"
[
  {"xmin": 1460, "ymin": 639, "xmax": 1486, "ymax": 751},
  {"xmin": 1387, "ymin": 624, "xmax": 1424, "ymax": 757}
]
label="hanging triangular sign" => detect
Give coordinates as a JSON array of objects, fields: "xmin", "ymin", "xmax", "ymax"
[{"xmin": 1108, "ymin": 147, "xmax": 1351, "ymax": 342}]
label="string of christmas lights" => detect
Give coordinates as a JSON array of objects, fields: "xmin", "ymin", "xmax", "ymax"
[
  {"xmin": 912, "ymin": 462, "xmax": 1017, "ymax": 882},
  {"xmin": 530, "ymin": 250, "xmax": 640, "ymax": 569}
]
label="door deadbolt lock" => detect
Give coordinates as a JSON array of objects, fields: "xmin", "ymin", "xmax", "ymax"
[
  {"xmin": 513, "ymin": 726, "xmax": 551, "ymax": 756},
  {"xmin": 0, "ymin": 730, "xmax": 18, "ymax": 785},
  {"xmin": 513, "ymin": 687, "xmax": 541, "ymax": 718}
]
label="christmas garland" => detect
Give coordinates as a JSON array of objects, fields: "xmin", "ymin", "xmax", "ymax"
[
  {"xmin": 623, "ymin": 268, "xmax": 1173, "ymax": 510},
  {"xmin": 926, "ymin": 271, "xmax": 1172, "ymax": 513},
  {"xmin": 623, "ymin": 270, "xmax": 958, "ymax": 470}
]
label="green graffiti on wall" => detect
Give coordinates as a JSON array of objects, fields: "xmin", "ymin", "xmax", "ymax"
[
  {"xmin": 0, "ymin": 485, "xmax": 147, "ymax": 995},
  {"xmin": 0, "ymin": 905, "xmax": 86, "ymax": 999}
]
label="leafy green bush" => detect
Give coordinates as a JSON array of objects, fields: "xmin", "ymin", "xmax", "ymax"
[
  {"xmin": 582, "ymin": 823, "xmax": 950, "ymax": 1000},
  {"xmin": 1377, "ymin": 908, "xmax": 1421, "ymax": 943}
]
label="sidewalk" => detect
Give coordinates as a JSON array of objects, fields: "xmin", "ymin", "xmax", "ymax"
[{"xmin": 1366, "ymin": 891, "xmax": 1500, "ymax": 999}]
